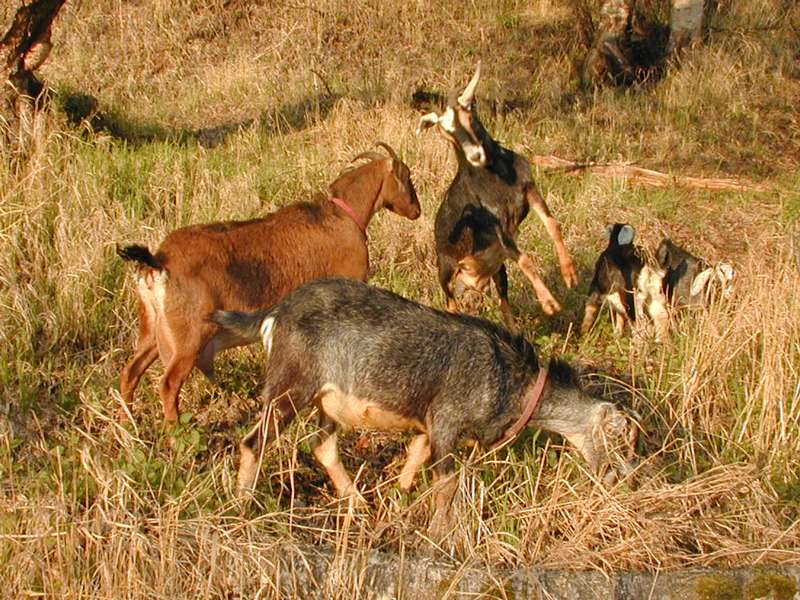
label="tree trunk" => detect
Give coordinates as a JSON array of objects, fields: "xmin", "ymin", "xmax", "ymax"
[
  {"xmin": 668, "ymin": 0, "xmax": 705, "ymax": 53},
  {"xmin": 0, "ymin": 0, "xmax": 66, "ymax": 158},
  {"xmin": 579, "ymin": 0, "xmax": 636, "ymax": 87}
]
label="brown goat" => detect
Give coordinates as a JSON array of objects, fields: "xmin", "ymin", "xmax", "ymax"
[{"xmin": 117, "ymin": 143, "xmax": 420, "ymax": 424}]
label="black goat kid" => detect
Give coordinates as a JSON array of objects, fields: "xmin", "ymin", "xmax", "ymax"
[
  {"xmin": 416, "ymin": 63, "xmax": 578, "ymax": 331},
  {"xmin": 581, "ymin": 223, "xmax": 669, "ymax": 341}
]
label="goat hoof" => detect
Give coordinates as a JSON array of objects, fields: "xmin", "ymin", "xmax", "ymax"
[
  {"xmin": 561, "ymin": 260, "xmax": 579, "ymax": 289},
  {"xmin": 539, "ymin": 297, "xmax": 562, "ymax": 316},
  {"xmin": 427, "ymin": 513, "xmax": 452, "ymax": 543},
  {"xmin": 335, "ymin": 486, "xmax": 366, "ymax": 509}
]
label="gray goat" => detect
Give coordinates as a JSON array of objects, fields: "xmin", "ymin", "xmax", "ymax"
[{"xmin": 213, "ymin": 278, "xmax": 639, "ymax": 538}]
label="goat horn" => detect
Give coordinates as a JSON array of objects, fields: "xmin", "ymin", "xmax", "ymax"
[
  {"xmin": 374, "ymin": 141, "xmax": 399, "ymax": 162},
  {"xmin": 457, "ymin": 61, "xmax": 482, "ymax": 108}
]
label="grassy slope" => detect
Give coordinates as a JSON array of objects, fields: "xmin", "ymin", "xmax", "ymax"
[{"xmin": 1, "ymin": 0, "xmax": 800, "ymax": 596}]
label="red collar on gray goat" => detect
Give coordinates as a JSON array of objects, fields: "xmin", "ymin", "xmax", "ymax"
[
  {"xmin": 328, "ymin": 196, "xmax": 368, "ymax": 239},
  {"xmin": 490, "ymin": 367, "xmax": 549, "ymax": 450}
]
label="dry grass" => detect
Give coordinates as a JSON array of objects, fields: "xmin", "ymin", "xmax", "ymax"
[{"xmin": 1, "ymin": 0, "xmax": 800, "ymax": 597}]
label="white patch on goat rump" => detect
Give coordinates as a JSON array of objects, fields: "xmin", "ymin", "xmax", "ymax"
[
  {"xmin": 138, "ymin": 270, "xmax": 176, "ymax": 361},
  {"xmin": 260, "ymin": 316, "xmax": 276, "ymax": 358}
]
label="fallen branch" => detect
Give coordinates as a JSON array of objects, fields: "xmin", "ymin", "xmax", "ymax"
[{"xmin": 530, "ymin": 154, "xmax": 771, "ymax": 192}]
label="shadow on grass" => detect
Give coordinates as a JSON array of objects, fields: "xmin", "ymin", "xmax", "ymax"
[{"xmin": 58, "ymin": 90, "xmax": 343, "ymax": 149}]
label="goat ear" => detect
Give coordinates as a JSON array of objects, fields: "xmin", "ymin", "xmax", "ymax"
[
  {"xmin": 655, "ymin": 239, "xmax": 670, "ymax": 267},
  {"xmin": 617, "ymin": 224, "xmax": 635, "ymax": 246},
  {"xmin": 691, "ymin": 267, "xmax": 714, "ymax": 296},
  {"xmin": 415, "ymin": 112, "xmax": 439, "ymax": 136}
]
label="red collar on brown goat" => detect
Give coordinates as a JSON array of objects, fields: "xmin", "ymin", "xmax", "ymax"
[{"xmin": 328, "ymin": 196, "xmax": 368, "ymax": 239}]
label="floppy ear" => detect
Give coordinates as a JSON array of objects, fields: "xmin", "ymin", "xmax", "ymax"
[
  {"xmin": 415, "ymin": 112, "xmax": 440, "ymax": 136},
  {"xmin": 691, "ymin": 267, "xmax": 714, "ymax": 297},
  {"xmin": 656, "ymin": 239, "xmax": 670, "ymax": 268},
  {"xmin": 617, "ymin": 224, "xmax": 635, "ymax": 246}
]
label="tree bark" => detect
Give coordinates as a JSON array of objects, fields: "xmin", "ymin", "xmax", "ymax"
[
  {"xmin": 0, "ymin": 0, "xmax": 66, "ymax": 158},
  {"xmin": 579, "ymin": 0, "xmax": 636, "ymax": 87},
  {"xmin": 528, "ymin": 154, "xmax": 770, "ymax": 192},
  {"xmin": 668, "ymin": 0, "xmax": 705, "ymax": 54}
]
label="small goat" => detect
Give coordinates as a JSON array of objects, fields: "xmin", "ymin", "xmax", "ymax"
[
  {"xmin": 117, "ymin": 144, "xmax": 420, "ymax": 424},
  {"xmin": 656, "ymin": 238, "xmax": 734, "ymax": 308},
  {"xmin": 581, "ymin": 223, "xmax": 669, "ymax": 341},
  {"xmin": 213, "ymin": 278, "xmax": 639, "ymax": 539},
  {"xmin": 416, "ymin": 63, "xmax": 577, "ymax": 331}
]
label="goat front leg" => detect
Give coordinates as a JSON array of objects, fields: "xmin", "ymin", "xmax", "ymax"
[
  {"xmin": 581, "ymin": 290, "xmax": 603, "ymax": 335},
  {"xmin": 437, "ymin": 257, "xmax": 460, "ymax": 314},
  {"xmin": 427, "ymin": 470, "xmax": 458, "ymax": 541},
  {"xmin": 526, "ymin": 186, "xmax": 578, "ymax": 288}
]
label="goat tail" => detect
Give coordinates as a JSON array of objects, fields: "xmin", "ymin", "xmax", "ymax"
[
  {"xmin": 210, "ymin": 308, "xmax": 277, "ymax": 350},
  {"xmin": 117, "ymin": 244, "xmax": 162, "ymax": 270}
]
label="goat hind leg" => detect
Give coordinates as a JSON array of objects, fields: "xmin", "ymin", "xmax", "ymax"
[
  {"xmin": 120, "ymin": 298, "xmax": 160, "ymax": 411},
  {"xmin": 398, "ymin": 433, "xmax": 431, "ymax": 491},
  {"xmin": 496, "ymin": 227, "xmax": 561, "ymax": 315},
  {"xmin": 526, "ymin": 186, "xmax": 578, "ymax": 288},
  {"xmin": 492, "ymin": 265, "xmax": 518, "ymax": 333},
  {"xmin": 517, "ymin": 253, "xmax": 562, "ymax": 315},
  {"xmin": 238, "ymin": 392, "xmax": 299, "ymax": 493},
  {"xmin": 426, "ymin": 429, "xmax": 459, "ymax": 540},
  {"xmin": 312, "ymin": 414, "xmax": 357, "ymax": 498},
  {"xmin": 120, "ymin": 337, "xmax": 158, "ymax": 410},
  {"xmin": 427, "ymin": 470, "xmax": 458, "ymax": 541},
  {"xmin": 159, "ymin": 354, "xmax": 196, "ymax": 424},
  {"xmin": 159, "ymin": 324, "xmax": 217, "ymax": 423},
  {"xmin": 196, "ymin": 340, "xmax": 217, "ymax": 384}
]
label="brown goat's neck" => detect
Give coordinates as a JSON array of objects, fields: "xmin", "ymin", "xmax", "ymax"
[
  {"xmin": 328, "ymin": 197, "xmax": 368, "ymax": 238},
  {"xmin": 328, "ymin": 160, "xmax": 388, "ymax": 229}
]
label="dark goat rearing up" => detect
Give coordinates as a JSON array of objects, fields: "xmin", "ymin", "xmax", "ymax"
[
  {"xmin": 117, "ymin": 144, "xmax": 420, "ymax": 424},
  {"xmin": 213, "ymin": 278, "xmax": 639, "ymax": 539},
  {"xmin": 417, "ymin": 63, "xmax": 578, "ymax": 329}
]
